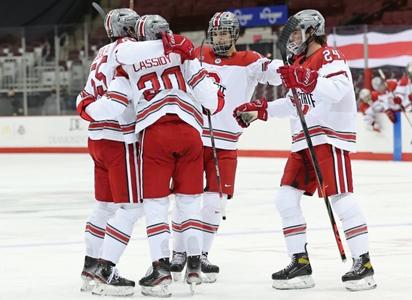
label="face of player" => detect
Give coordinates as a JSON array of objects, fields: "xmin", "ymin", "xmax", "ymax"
[
  {"xmin": 287, "ymin": 29, "xmax": 307, "ymax": 55},
  {"xmin": 212, "ymin": 29, "xmax": 232, "ymax": 47}
]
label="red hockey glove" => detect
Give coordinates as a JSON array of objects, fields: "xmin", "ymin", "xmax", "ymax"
[
  {"xmin": 393, "ymin": 96, "xmax": 402, "ymax": 105},
  {"xmin": 76, "ymin": 91, "xmax": 95, "ymax": 122},
  {"xmin": 386, "ymin": 80, "xmax": 397, "ymax": 92},
  {"xmin": 385, "ymin": 109, "xmax": 397, "ymax": 123},
  {"xmin": 233, "ymin": 97, "xmax": 268, "ymax": 128},
  {"xmin": 161, "ymin": 32, "xmax": 195, "ymax": 62},
  {"xmin": 371, "ymin": 91, "xmax": 380, "ymax": 102},
  {"xmin": 277, "ymin": 65, "xmax": 318, "ymax": 93}
]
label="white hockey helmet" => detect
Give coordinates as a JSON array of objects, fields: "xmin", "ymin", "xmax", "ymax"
[
  {"xmin": 359, "ymin": 88, "xmax": 371, "ymax": 104},
  {"xmin": 286, "ymin": 9, "xmax": 325, "ymax": 55},
  {"xmin": 371, "ymin": 76, "xmax": 385, "ymax": 93},
  {"xmin": 207, "ymin": 11, "xmax": 240, "ymax": 56},
  {"xmin": 135, "ymin": 15, "xmax": 170, "ymax": 41},
  {"xmin": 104, "ymin": 8, "xmax": 140, "ymax": 39}
]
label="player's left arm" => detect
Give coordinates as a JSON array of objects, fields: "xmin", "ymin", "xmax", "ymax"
[
  {"xmin": 278, "ymin": 49, "xmax": 352, "ymax": 103},
  {"xmin": 85, "ymin": 66, "xmax": 133, "ymax": 120},
  {"xmin": 249, "ymin": 57, "xmax": 284, "ymax": 86},
  {"xmin": 183, "ymin": 58, "xmax": 225, "ymax": 114}
]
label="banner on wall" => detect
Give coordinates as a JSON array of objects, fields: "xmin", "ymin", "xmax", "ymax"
[
  {"xmin": 230, "ymin": 5, "xmax": 288, "ymax": 27},
  {"xmin": 328, "ymin": 29, "xmax": 412, "ymax": 68}
]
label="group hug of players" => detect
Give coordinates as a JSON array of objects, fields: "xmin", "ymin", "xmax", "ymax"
[
  {"xmin": 76, "ymin": 7, "xmax": 377, "ymax": 298},
  {"xmin": 358, "ymin": 64, "xmax": 412, "ymax": 132}
]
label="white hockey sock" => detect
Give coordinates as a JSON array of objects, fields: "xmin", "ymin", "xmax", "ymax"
[
  {"xmin": 331, "ymin": 193, "xmax": 369, "ymax": 258},
  {"xmin": 275, "ymin": 186, "xmax": 307, "ymax": 256},
  {"xmin": 171, "ymin": 199, "xmax": 185, "ymax": 253},
  {"xmin": 84, "ymin": 201, "xmax": 117, "ymax": 258},
  {"xmin": 144, "ymin": 197, "xmax": 171, "ymax": 261},
  {"xmin": 201, "ymin": 192, "xmax": 222, "ymax": 253},
  {"xmin": 175, "ymin": 194, "xmax": 203, "ymax": 256},
  {"xmin": 100, "ymin": 203, "xmax": 143, "ymax": 264}
]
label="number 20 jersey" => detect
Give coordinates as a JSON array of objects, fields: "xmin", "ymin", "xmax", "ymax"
[{"xmin": 108, "ymin": 40, "xmax": 222, "ymax": 135}]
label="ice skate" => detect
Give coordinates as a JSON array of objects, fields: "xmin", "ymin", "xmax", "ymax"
[
  {"xmin": 92, "ymin": 259, "xmax": 135, "ymax": 296},
  {"xmin": 200, "ymin": 252, "xmax": 219, "ymax": 283},
  {"xmin": 342, "ymin": 252, "xmax": 377, "ymax": 291},
  {"xmin": 139, "ymin": 258, "xmax": 172, "ymax": 298},
  {"xmin": 185, "ymin": 255, "xmax": 202, "ymax": 295},
  {"xmin": 272, "ymin": 251, "xmax": 315, "ymax": 290},
  {"xmin": 80, "ymin": 256, "xmax": 99, "ymax": 292},
  {"xmin": 170, "ymin": 251, "xmax": 187, "ymax": 281}
]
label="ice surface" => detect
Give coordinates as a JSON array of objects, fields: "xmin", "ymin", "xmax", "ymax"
[{"xmin": 1, "ymin": 154, "xmax": 411, "ymax": 300}]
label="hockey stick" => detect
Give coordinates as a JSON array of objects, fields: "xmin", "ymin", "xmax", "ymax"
[
  {"xmin": 378, "ymin": 69, "xmax": 412, "ymax": 129},
  {"xmin": 278, "ymin": 20, "xmax": 346, "ymax": 262},
  {"xmin": 92, "ymin": 2, "xmax": 106, "ymax": 20},
  {"xmin": 199, "ymin": 38, "xmax": 227, "ymax": 220},
  {"xmin": 129, "ymin": 0, "xmax": 134, "ymax": 9}
]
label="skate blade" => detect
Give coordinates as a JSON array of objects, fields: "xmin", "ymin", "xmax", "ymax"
[
  {"xmin": 186, "ymin": 274, "xmax": 202, "ymax": 285},
  {"xmin": 141, "ymin": 283, "xmax": 172, "ymax": 298},
  {"xmin": 92, "ymin": 283, "xmax": 135, "ymax": 297},
  {"xmin": 201, "ymin": 272, "xmax": 217, "ymax": 283},
  {"xmin": 344, "ymin": 275, "xmax": 377, "ymax": 291},
  {"xmin": 272, "ymin": 275, "xmax": 315, "ymax": 290},
  {"xmin": 189, "ymin": 282, "xmax": 196, "ymax": 295},
  {"xmin": 171, "ymin": 271, "xmax": 182, "ymax": 282},
  {"xmin": 80, "ymin": 275, "xmax": 95, "ymax": 292}
]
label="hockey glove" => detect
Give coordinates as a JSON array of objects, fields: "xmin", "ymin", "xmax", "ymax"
[
  {"xmin": 385, "ymin": 109, "xmax": 397, "ymax": 123},
  {"xmin": 408, "ymin": 93, "xmax": 412, "ymax": 103},
  {"xmin": 233, "ymin": 97, "xmax": 268, "ymax": 128},
  {"xmin": 393, "ymin": 96, "xmax": 402, "ymax": 105},
  {"xmin": 161, "ymin": 32, "xmax": 195, "ymax": 62},
  {"xmin": 277, "ymin": 65, "xmax": 318, "ymax": 94}
]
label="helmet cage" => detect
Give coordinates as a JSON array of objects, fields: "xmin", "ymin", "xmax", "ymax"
[
  {"xmin": 207, "ymin": 12, "xmax": 240, "ymax": 56},
  {"xmin": 208, "ymin": 26, "xmax": 238, "ymax": 56}
]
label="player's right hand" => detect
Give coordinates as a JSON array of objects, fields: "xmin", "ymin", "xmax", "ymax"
[
  {"xmin": 161, "ymin": 31, "xmax": 195, "ymax": 61},
  {"xmin": 233, "ymin": 97, "xmax": 268, "ymax": 128}
]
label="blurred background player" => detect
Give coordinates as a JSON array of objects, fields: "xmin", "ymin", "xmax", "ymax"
[
  {"xmin": 75, "ymin": 8, "xmax": 141, "ymax": 296},
  {"xmin": 358, "ymin": 88, "xmax": 382, "ymax": 132},
  {"xmin": 394, "ymin": 62, "xmax": 412, "ymax": 112},
  {"xmin": 169, "ymin": 11, "xmax": 283, "ymax": 283},
  {"xmin": 371, "ymin": 76, "xmax": 402, "ymax": 124},
  {"xmin": 234, "ymin": 9, "xmax": 376, "ymax": 292},
  {"xmin": 90, "ymin": 15, "xmax": 225, "ymax": 297}
]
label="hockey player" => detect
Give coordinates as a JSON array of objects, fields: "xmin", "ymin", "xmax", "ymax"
[
  {"xmin": 358, "ymin": 88, "xmax": 384, "ymax": 132},
  {"xmin": 76, "ymin": 8, "xmax": 141, "ymax": 296},
  {"xmin": 91, "ymin": 15, "xmax": 224, "ymax": 297},
  {"xmin": 234, "ymin": 9, "xmax": 376, "ymax": 292},
  {"xmin": 169, "ymin": 11, "xmax": 283, "ymax": 283},
  {"xmin": 394, "ymin": 62, "xmax": 412, "ymax": 111}
]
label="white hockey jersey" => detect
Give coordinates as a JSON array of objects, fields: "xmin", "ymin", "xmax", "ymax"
[
  {"xmin": 76, "ymin": 38, "xmax": 137, "ymax": 144},
  {"xmin": 95, "ymin": 39, "xmax": 222, "ymax": 135},
  {"xmin": 394, "ymin": 75, "xmax": 412, "ymax": 111},
  {"xmin": 267, "ymin": 46, "xmax": 357, "ymax": 153},
  {"xmin": 196, "ymin": 46, "xmax": 283, "ymax": 150}
]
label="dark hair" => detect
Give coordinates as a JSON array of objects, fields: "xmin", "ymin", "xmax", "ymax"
[{"xmin": 313, "ymin": 34, "xmax": 327, "ymax": 46}]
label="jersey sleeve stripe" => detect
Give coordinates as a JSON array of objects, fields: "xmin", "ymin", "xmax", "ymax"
[
  {"xmin": 325, "ymin": 70, "xmax": 348, "ymax": 78},
  {"xmin": 188, "ymin": 69, "xmax": 208, "ymax": 88},
  {"xmin": 107, "ymin": 91, "xmax": 128, "ymax": 106}
]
